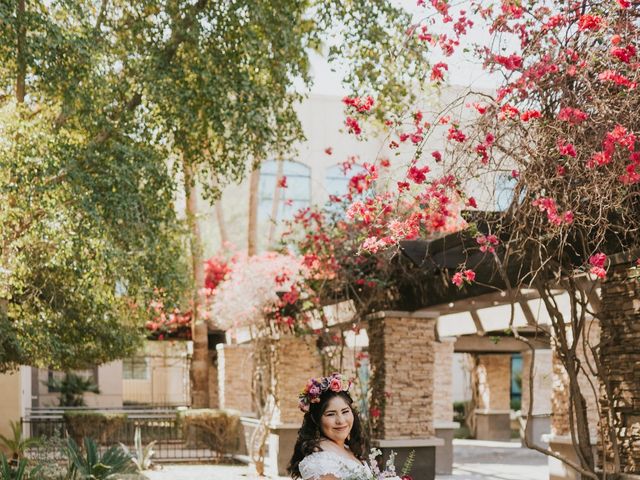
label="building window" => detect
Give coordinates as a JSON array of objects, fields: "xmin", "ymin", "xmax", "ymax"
[
  {"xmin": 123, "ymin": 357, "xmax": 149, "ymax": 380},
  {"xmin": 324, "ymin": 163, "xmax": 366, "ymax": 198},
  {"xmin": 510, "ymin": 353, "xmax": 523, "ymax": 411},
  {"xmin": 258, "ymin": 160, "xmax": 311, "ymax": 223}
]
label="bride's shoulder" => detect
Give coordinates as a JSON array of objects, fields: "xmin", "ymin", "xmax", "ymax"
[{"xmin": 298, "ymin": 451, "xmax": 345, "ymax": 479}]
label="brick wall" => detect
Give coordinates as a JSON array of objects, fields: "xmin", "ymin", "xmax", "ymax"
[
  {"xmin": 550, "ymin": 320, "xmax": 600, "ymax": 440},
  {"xmin": 521, "ymin": 349, "xmax": 552, "ymax": 416},
  {"xmin": 274, "ymin": 335, "xmax": 323, "ymax": 425},
  {"xmin": 475, "ymin": 354, "xmax": 511, "ymax": 411},
  {"xmin": 434, "ymin": 338, "xmax": 455, "ymax": 422},
  {"xmin": 599, "ymin": 261, "xmax": 640, "ymax": 474},
  {"xmin": 217, "ymin": 343, "xmax": 254, "ymax": 414},
  {"xmin": 368, "ymin": 312, "xmax": 437, "ymax": 439}
]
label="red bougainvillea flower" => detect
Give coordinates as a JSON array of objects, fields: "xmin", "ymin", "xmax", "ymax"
[
  {"xmin": 278, "ymin": 176, "xmax": 288, "ymax": 188},
  {"xmin": 598, "ymin": 70, "xmax": 636, "ymax": 89},
  {"xmin": 431, "ymin": 62, "xmax": 449, "ymax": 82},
  {"xmin": 432, "ymin": 150, "xmax": 442, "ymax": 162},
  {"xmin": 324, "ymin": 147, "xmax": 333, "ymax": 155},
  {"xmin": 558, "ymin": 107, "xmax": 588, "ymax": 124},
  {"xmin": 342, "ymin": 95, "xmax": 375, "ymax": 112},
  {"xmin": 408, "ymin": 165, "xmax": 431, "ymax": 184},
  {"xmin": 345, "ymin": 116, "xmax": 362, "ymax": 135},
  {"xmin": 557, "ymin": 139, "xmax": 577, "ymax": 157},
  {"xmin": 493, "ymin": 53, "xmax": 523, "ymax": 70},
  {"xmin": 589, "ymin": 253, "xmax": 607, "ymax": 268},
  {"xmin": 520, "ymin": 110, "xmax": 541, "ymax": 121},
  {"xmin": 611, "ymin": 44, "xmax": 636, "ymax": 63},
  {"xmin": 532, "ymin": 197, "xmax": 574, "ymax": 226},
  {"xmin": 615, "ymin": 0, "xmax": 631, "ymax": 8},
  {"xmin": 578, "ymin": 14, "xmax": 604, "ymax": 31},
  {"xmin": 447, "ymin": 126, "xmax": 466, "ymax": 142}
]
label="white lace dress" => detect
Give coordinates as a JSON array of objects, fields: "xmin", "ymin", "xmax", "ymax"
[{"xmin": 298, "ymin": 450, "xmax": 372, "ymax": 479}]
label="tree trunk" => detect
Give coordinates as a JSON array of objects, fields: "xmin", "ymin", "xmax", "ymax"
[
  {"xmin": 16, "ymin": 0, "xmax": 26, "ymax": 104},
  {"xmin": 247, "ymin": 167, "xmax": 260, "ymax": 256},
  {"xmin": 267, "ymin": 159, "xmax": 284, "ymax": 246},
  {"xmin": 598, "ymin": 256, "xmax": 640, "ymax": 476},
  {"xmin": 183, "ymin": 159, "xmax": 209, "ymax": 408},
  {"xmin": 214, "ymin": 200, "xmax": 228, "ymax": 246}
]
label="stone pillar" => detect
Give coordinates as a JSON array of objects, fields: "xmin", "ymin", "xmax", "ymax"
[
  {"xmin": 367, "ymin": 311, "xmax": 443, "ymax": 480},
  {"xmin": 0, "ymin": 366, "xmax": 31, "ymax": 446},
  {"xmin": 268, "ymin": 334, "xmax": 323, "ymax": 476},
  {"xmin": 474, "ymin": 354, "xmax": 511, "ymax": 441},
  {"xmin": 547, "ymin": 321, "xmax": 600, "ymax": 480},
  {"xmin": 599, "ymin": 259, "xmax": 640, "ymax": 476},
  {"xmin": 521, "ymin": 349, "xmax": 552, "ymax": 448},
  {"xmin": 216, "ymin": 343, "xmax": 254, "ymax": 414},
  {"xmin": 433, "ymin": 337, "xmax": 458, "ymax": 475}
]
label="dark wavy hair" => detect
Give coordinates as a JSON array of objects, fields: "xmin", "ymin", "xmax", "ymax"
[{"xmin": 287, "ymin": 390, "xmax": 364, "ymax": 479}]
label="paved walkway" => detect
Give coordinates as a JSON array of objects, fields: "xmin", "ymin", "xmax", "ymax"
[{"xmin": 145, "ymin": 439, "xmax": 549, "ymax": 480}]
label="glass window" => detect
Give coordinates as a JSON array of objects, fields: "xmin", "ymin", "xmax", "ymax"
[
  {"xmin": 258, "ymin": 160, "xmax": 311, "ymax": 223},
  {"xmin": 123, "ymin": 357, "xmax": 149, "ymax": 380},
  {"xmin": 495, "ymin": 173, "xmax": 516, "ymax": 211},
  {"xmin": 511, "ymin": 353, "xmax": 522, "ymax": 406},
  {"xmin": 324, "ymin": 163, "xmax": 366, "ymax": 198}
]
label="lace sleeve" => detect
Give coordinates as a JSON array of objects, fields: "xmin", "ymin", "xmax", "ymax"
[{"xmin": 298, "ymin": 452, "xmax": 344, "ymax": 480}]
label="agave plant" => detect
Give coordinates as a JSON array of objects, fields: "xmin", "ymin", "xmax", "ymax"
[
  {"xmin": 119, "ymin": 428, "xmax": 155, "ymax": 472},
  {"xmin": 0, "ymin": 422, "xmax": 41, "ymax": 460},
  {"xmin": 65, "ymin": 438, "xmax": 136, "ymax": 479},
  {"xmin": 0, "ymin": 453, "xmax": 41, "ymax": 480}
]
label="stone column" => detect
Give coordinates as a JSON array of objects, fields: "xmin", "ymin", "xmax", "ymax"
[
  {"xmin": 367, "ymin": 311, "xmax": 443, "ymax": 480},
  {"xmin": 216, "ymin": 343, "xmax": 254, "ymax": 414},
  {"xmin": 547, "ymin": 321, "xmax": 600, "ymax": 480},
  {"xmin": 474, "ymin": 354, "xmax": 511, "ymax": 441},
  {"xmin": 269, "ymin": 334, "xmax": 323, "ymax": 476},
  {"xmin": 521, "ymin": 349, "xmax": 552, "ymax": 448},
  {"xmin": 433, "ymin": 337, "xmax": 458, "ymax": 475},
  {"xmin": 599, "ymin": 258, "xmax": 640, "ymax": 476}
]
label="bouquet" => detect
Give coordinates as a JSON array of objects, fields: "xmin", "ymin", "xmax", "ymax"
[{"xmin": 343, "ymin": 448, "xmax": 414, "ymax": 480}]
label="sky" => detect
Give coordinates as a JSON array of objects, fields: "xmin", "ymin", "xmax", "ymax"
[{"xmin": 307, "ymin": 0, "xmax": 501, "ymax": 96}]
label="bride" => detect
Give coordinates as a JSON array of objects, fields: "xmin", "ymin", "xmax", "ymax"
[{"xmin": 287, "ymin": 372, "xmax": 371, "ymax": 480}]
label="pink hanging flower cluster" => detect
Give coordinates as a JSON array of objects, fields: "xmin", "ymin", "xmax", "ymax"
[
  {"xmin": 532, "ymin": 197, "xmax": 574, "ymax": 226},
  {"xmin": 588, "ymin": 253, "xmax": 607, "ymax": 279},
  {"xmin": 452, "ymin": 269, "xmax": 476, "ymax": 287},
  {"xmin": 476, "ymin": 233, "xmax": 499, "ymax": 253}
]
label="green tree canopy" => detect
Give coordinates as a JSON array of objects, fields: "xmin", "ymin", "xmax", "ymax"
[{"xmin": 0, "ymin": 0, "xmax": 429, "ymax": 371}]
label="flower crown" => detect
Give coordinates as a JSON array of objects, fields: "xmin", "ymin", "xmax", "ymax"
[{"xmin": 298, "ymin": 372, "xmax": 351, "ymax": 412}]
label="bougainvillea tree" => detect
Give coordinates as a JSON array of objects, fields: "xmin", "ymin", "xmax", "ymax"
[{"xmin": 319, "ymin": 0, "xmax": 640, "ymax": 476}]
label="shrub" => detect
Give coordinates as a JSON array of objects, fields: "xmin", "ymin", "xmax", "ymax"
[
  {"xmin": 178, "ymin": 409, "xmax": 242, "ymax": 458},
  {"xmin": 63, "ymin": 412, "xmax": 127, "ymax": 446}
]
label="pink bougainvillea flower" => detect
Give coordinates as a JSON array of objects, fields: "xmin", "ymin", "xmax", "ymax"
[
  {"xmin": 511, "ymin": 169, "xmax": 519, "ymax": 178},
  {"xmin": 589, "ymin": 253, "xmax": 607, "ymax": 268},
  {"xmin": 380, "ymin": 157, "xmax": 391, "ymax": 167},
  {"xmin": 520, "ymin": 109, "xmax": 542, "ymax": 121},
  {"xmin": 431, "ymin": 150, "xmax": 443, "ymax": 162},
  {"xmin": 452, "ymin": 272, "xmax": 464, "ymax": 287}
]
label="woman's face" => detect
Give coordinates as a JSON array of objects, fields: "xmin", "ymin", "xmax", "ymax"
[{"xmin": 320, "ymin": 395, "xmax": 354, "ymax": 444}]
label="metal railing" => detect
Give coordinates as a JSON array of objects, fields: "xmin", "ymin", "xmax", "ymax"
[{"xmin": 23, "ymin": 407, "xmax": 229, "ymax": 462}]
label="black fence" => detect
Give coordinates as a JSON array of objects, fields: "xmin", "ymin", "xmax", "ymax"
[{"xmin": 23, "ymin": 407, "xmax": 237, "ymax": 462}]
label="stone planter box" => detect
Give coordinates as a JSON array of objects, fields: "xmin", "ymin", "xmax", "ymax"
[{"xmin": 435, "ymin": 421, "xmax": 460, "ymax": 474}]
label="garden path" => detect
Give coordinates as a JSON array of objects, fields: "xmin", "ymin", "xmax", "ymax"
[{"xmin": 145, "ymin": 439, "xmax": 548, "ymax": 480}]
